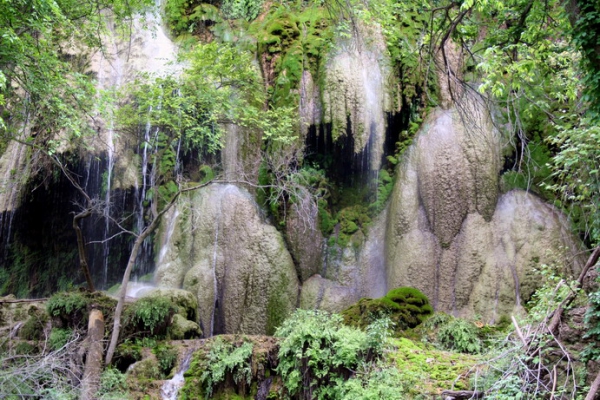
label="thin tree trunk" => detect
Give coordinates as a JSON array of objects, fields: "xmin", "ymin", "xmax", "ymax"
[
  {"xmin": 585, "ymin": 369, "xmax": 600, "ymax": 400},
  {"xmin": 74, "ymin": 209, "xmax": 94, "ymax": 292},
  {"xmin": 548, "ymin": 246, "xmax": 600, "ymax": 334},
  {"xmin": 81, "ymin": 308, "xmax": 104, "ymax": 400},
  {"xmin": 105, "ymin": 182, "xmax": 210, "ymax": 366},
  {"xmin": 104, "ymin": 227, "xmax": 153, "ymax": 366}
]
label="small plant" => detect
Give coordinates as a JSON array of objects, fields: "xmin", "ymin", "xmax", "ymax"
[
  {"xmin": 49, "ymin": 328, "xmax": 72, "ymax": 350},
  {"xmin": 437, "ymin": 318, "xmax": 481, "ymax": 354},
  {"xmin": 154, "ymin": 344, "xmax": 178, "ymax": 378}
]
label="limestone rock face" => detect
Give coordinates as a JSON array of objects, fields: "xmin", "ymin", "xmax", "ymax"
[
  {"xmin": 285, "ymin": 193, "xmax": 323, "ymax": 282},
  {"xmin": 320, "ymin": 25, "xmax": 392, "ymax": 173},
  {"xmin": 299, "ymin": 210, "xmax": 388, "ymax": 311},
  {"xmin": 386, "ymin": 97, "xmax": 583, "ymax": 322},
  {"xmin": 154, "ymin": 184, "xmax": 299, "ymax": 336}
]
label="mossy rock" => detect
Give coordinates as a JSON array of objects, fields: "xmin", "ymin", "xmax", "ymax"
[
  {"xmin": 170, "ymin": 313, "xmax": 202, "ymax": 340},
  {"xmin": 46, "ymin": 290, "xmax": 117, "ymax": 329},
  {"xmin": 138, "ymin": 288, "xmax": 198, "ymax": 321},
  {"xmin": 123, "ymin": 296, "xmax": 178, "ymax": 339},
  {"xmin": 341, "ymin": 287, "xmax": 433, "ymax": 333},
  {"xmin": 181, "ymin": 335, "xmax": 280, "ymax": 400}
]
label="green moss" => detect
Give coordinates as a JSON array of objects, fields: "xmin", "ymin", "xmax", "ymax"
[
  {"xmin": 266, "ymin": 273, "xmax": 290, "ymax": 336},
  {"xmin": 249, "ymin": 3, "xmax": 334, "ymax": 106},
  {"xmin": 387, "ymin": 337, "xmax": 481, "ymax": 396},
  {"xmin": 46, "ymin": 290, "xmax": 116, "ymax": 329},
  {"xmin": 342, "ymin": 287, "xmax": 433, "ymax": 334}
]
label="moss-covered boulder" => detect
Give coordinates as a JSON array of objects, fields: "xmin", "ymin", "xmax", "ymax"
[
  {"xmin": 180, "ymin": 335, "xmax": 280, "ymax": 400},
  {"xmin": 138, "ymin": 288, "xmax": 198, "ymax": 322},
  {"xmin": 341, "ymin": 287, "xmax": 433, "ymax": 333}
]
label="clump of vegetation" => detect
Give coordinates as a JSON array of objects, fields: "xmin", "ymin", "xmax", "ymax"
[
  {"xmin": 98, "ymin": 367, "xmax": 128, "ymax": 399},
  {"xmin": 45, "ymin": 291, "xmax": 117, "ymax": 329},
  {"xmin": 154, "ymin": 343, "xmax": 178, "ymax": 378},
  {"xmin": 416, "ymin": 313, "xmax": 482, "ymax": 354},
  {"xmin": 342, "ymin": 286, "xmax": 433, "ymax": 333},
  {"xmin": 275, "ymin": 309, "xmax": 388, "ymax": 399},
  {"xmin": 124, "ymin": 297, "xmax": 178, "ymax": 339},
  {"xmin": 181, "ymin": 336, "xmax": 254, "ymax": 398},
  {"xmin": 19, "ymin": 307, "xmax": 48, "ymax": 341}
]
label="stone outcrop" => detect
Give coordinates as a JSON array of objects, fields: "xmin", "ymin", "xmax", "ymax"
[
  {"xmin": 154, "ymin": 184, "xmax": 299, "ymax": 335},
  {"xmin": 301, "ymin": 24, "xmax": 392, "ymax": 174},
  {"xmin": 385, "ymin": 96, "xmax": 583, "ymax": 323}
]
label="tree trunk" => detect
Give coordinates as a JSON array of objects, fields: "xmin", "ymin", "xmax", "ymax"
[
  {"xmin": 105, "ymin": 182, "xmax": 210, "ymax": 366},
  {"xmin": 548, "ymin": 246, "xmax": 600, "ymax": 334},
  {"xmin": 74, "ymin": 209, "xmax": 94, "ymax": 292},
  {"xmin": 586, "ymin": 369, "xmax": 600, "ymax": 400},
  {"xmin": 81, "ymin": 308, "xmax": 104, "ymax": 400},
  {"xmin": 104, "ymin": 231, "xmax": 149, "ymax": 366}
]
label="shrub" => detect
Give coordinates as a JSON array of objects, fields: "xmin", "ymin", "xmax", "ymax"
[
  {"xmin": 98, "ymin": 367, "xmax": 127, "ymax": 397},
  {"xmin": 437, "ymin": 319, "xmax": 481, "ymax": 354},
  {"xmin": 276, "ymin": 309, "xmax": 387, "ymax": 400},
  {"xmin": 341, "ymin": 361, "xmax": 405, "ymax": 399}
]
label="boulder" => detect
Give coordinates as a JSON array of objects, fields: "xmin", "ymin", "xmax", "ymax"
[{"xmin": 155, "ymin": 184, "xmax": 299, "ymax": 335}]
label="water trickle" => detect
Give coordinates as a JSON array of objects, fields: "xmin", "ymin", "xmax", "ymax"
[
  {"xmin": 157, "ymin": 208, "xmax": 180, "ymax": 265},
  {"xmin": 210, "ymin": 199, "xmax": 222, "ymax": 337},
  {"xmin": 161, "ymin": 346, "xmax": 198, "ymax": 400}
]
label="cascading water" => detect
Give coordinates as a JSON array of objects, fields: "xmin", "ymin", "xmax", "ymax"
[{"xmin": 161, "ymin": 344, "xmax": 201, "ymax": 400}]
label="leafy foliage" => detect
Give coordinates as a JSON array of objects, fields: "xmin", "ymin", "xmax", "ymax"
[
  {"xmin": 124, "ymin": 297, "xmax": 178, "ymax": 338},
  {"xmin": 0, "ymin": 0, "xmax": 152, "ymax": 144},
  {"xmin": 275, "ymin": 309, "xmax": 388, "ymax": 399},
  {"xmin": 416, "ymin": 313, "xmax": 484, "ymax": 354},
  {"xmin": 49, "ymin": 328, "xmax": 73, "ymax": 351},
  {"xmin": 221, "ymin": 0, "xmax": 264, "ymax": 20},
  {"xmin": 183, "ymin": 336, "xmax": 254, "ymax": 398},
  {"xmin": 437, "ymin": 319, "xmax": 481, "ymax": 354}
]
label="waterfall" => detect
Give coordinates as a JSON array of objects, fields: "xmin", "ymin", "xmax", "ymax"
[{"xmin": 161, "ymin": 345, "xmax": 200, "ymax": 400}]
